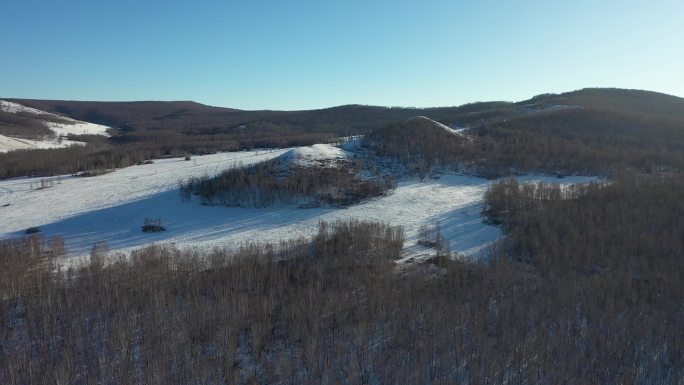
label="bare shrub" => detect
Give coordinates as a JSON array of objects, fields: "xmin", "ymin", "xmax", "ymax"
[{"xmin": 180, "ymin": 160, "xmax": 396, "ymax": 208}]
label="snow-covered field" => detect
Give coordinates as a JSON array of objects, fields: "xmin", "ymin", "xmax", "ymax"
[{"xmin": 0, "ymin": 145, "xmax": 596, "ymax": 264}]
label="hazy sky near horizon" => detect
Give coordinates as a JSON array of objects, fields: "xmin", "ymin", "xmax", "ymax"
[{"xmin": 2, "ymin": 0, "xmax": 683, "ymax": 110}]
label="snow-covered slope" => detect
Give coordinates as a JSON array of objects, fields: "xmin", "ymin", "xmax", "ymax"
[
  {"xmin": 409, "ymin": 116, "xmax": 467, "ymax": 136},
  {"xmin": 0, "ymin": 133, "xmax": 86, "ymax": 153},
  {"xmin": 0, "ymin": 100, "xmax": 111, "ymax": 152},
  {"xmin": 275, "ymin": 144, "xmax": 350, "ymax": 168},
  {"xmin": 44, "ymin": 120, "xmax": 109, "ymax": 137},
  {"xmin": 0, "ymin": 134, "xmax": 34, "ymax": 152},
  {"xmin": 0, "ymin": 100, "xmax": 48, "ymax": 115},
  {"xmin": 0, "ymin": 145, "xmax": 596, "ymax": 263}
]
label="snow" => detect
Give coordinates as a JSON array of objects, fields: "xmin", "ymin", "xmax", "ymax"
[
  {"xmin": 0, "ymin": 100, "xmax": 47, "ymax": 115},
  {"xmin": 0, "ymin": 145, "xmax": 597, "ymax": 264},
  {"xmin": 276, "ymin": 144, "xmax": 350, "ymax": 167},
  {"xmin": 0, "ymin": 100, "xmax": 111, "ymax": 152},
  {"xmin": 0, "ymin": 149, "xmax": 288, "ymax": 236},
  {"xmin": 44, "ymin": 121, "xmax": 110, "ymax": 137},
  {"xmin": 0, "ymin": 134, "xmax": 34, "ymax": 152},
  {"xmin": 0, "ymin": 133, "xmax": 86, "ymax": 153},
  {"xmin": 410, "ymin": 116, "xmax": 467, "ymax": 136},
  {"xmin": 522, "ymin": 104, "xmax": 582, "ymax": 113}
]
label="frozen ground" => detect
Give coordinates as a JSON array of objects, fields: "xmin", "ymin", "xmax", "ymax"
[{"xmin": 0, "ymin": 145, "xmax": 596, "ymax": 264}]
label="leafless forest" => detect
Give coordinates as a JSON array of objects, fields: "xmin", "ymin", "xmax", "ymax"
[{"xmin": 2, "ymin": 171, "xmax": 683, "ymax": 384}]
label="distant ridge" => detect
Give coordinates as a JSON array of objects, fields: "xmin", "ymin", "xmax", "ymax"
[
  {"xmin": 522, "ymin": 88, "xmax": 684, "ymax": 119},
  {"xmin": 9, "ymin": 88, "xmax": 682, "ymax": 134},
  {"xmin": 3, "ymin": 88, "xmax": 684, "ymax": 179}
]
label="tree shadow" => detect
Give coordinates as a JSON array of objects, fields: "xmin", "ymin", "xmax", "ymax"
[{"xmin": 12, "ymin": 189, "xmax": 336, "ymax": 256}]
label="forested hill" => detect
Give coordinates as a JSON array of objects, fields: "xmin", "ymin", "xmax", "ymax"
[
  {"xmin": 5, "ymin": 99, "xmax": 264, "ymax": 132},
  {"xmin": 522, "ymin": 88, "xmax": 684, "ymax": 120},
  {"xmin": 360, "ymin": 88, "xmax": 684, "ymax": 176},
  {"xmin": 6, "ymin": 99, "xmax": 489, "ymax": 134},
  {"xmin": 3, "ymin": 88, "xmax": 684, "ymax": 178},
  {"xmin": 11, "ymin": 88, "xmax": 684, "ymax": 135},
  {"xmin": 482, "ymin": 88, "xmax": 684, "ymax": 174}
]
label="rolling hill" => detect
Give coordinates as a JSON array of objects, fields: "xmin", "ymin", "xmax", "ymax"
[{"xmin": 2, "ymin": 88, "xmax": 684, "ymax": 179}]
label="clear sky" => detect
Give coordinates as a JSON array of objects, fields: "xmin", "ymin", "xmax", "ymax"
[{"xmin": 1, "ymin": 0, "xmax": 683, "ymax": 110}]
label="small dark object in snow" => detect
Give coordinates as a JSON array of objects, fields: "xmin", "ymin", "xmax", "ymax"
[
  {"xmin": 142, "ymin": 218, "xmax": 166, "ymax": 232},
  {"xmin": 25, "ymin": 227, "xmax": 41, "ymax": 235},
  {"xmin": 417, "ymin": 239, "xmax": 440, "ymax": 248},
  {"xmin": 142, "ymin": 225, "xmax": 166, "ymax": 232}
]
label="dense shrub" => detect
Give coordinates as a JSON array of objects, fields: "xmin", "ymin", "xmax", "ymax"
[{"xmin": 180, "ymin": 159, "xmax": 397, "ymax": 207}]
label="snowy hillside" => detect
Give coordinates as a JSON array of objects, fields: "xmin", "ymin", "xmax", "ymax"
[
  {"xmin": 0, "ymin": 100, "xmax": 110, "ymax": 152},
  {"xmin": 275, "ymin": 144, "xmax": 350, "ymax": 168},
  {"xmin": 0, "ymin": 134, "xmax": 41, "ymax": 152},
  {"xmin": 0, "ymin": 133, "xmax": 86, "ymax": 153},
  {"xmin": 0, "ymin": 100, "xmax": 48, "ymax": 115},
  {"xmin": 0, "ymin": 144, "xmax": 595, "ymax": 263},
  {"xmin": 44, "ymin": 120, "xmax": 109, "ymax": 137}
]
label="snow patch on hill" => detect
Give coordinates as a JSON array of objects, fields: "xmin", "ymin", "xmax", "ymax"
[
  {"xmin": 409, "ymin": 116, "xmax": 467, "ymax": 136},
  {"xmin": 44, "ymin": 121, "xmax": 110, "ymax": 137},
  {"xmin": 0, "ymin": 100, "xmax": 48, "ymax": 115},
  {"xmin": 0, "ymin": 133, "xmax": 86, "ymax": 153},
  {"xmin": 0, "ymin": 100, "xmax": 111, "ymax": 152},
  {"xmin": 0, "ymin": 134, "xmax": 34, "ymax": 152},
  {"xmin": 276, "ymin": 144, "xmax": 350, "ymax": 168}
]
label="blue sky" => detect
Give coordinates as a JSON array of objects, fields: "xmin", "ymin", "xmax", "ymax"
[{"xmin": 2, "ymin": 0, "xmax": 683, "ymax": 109}]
